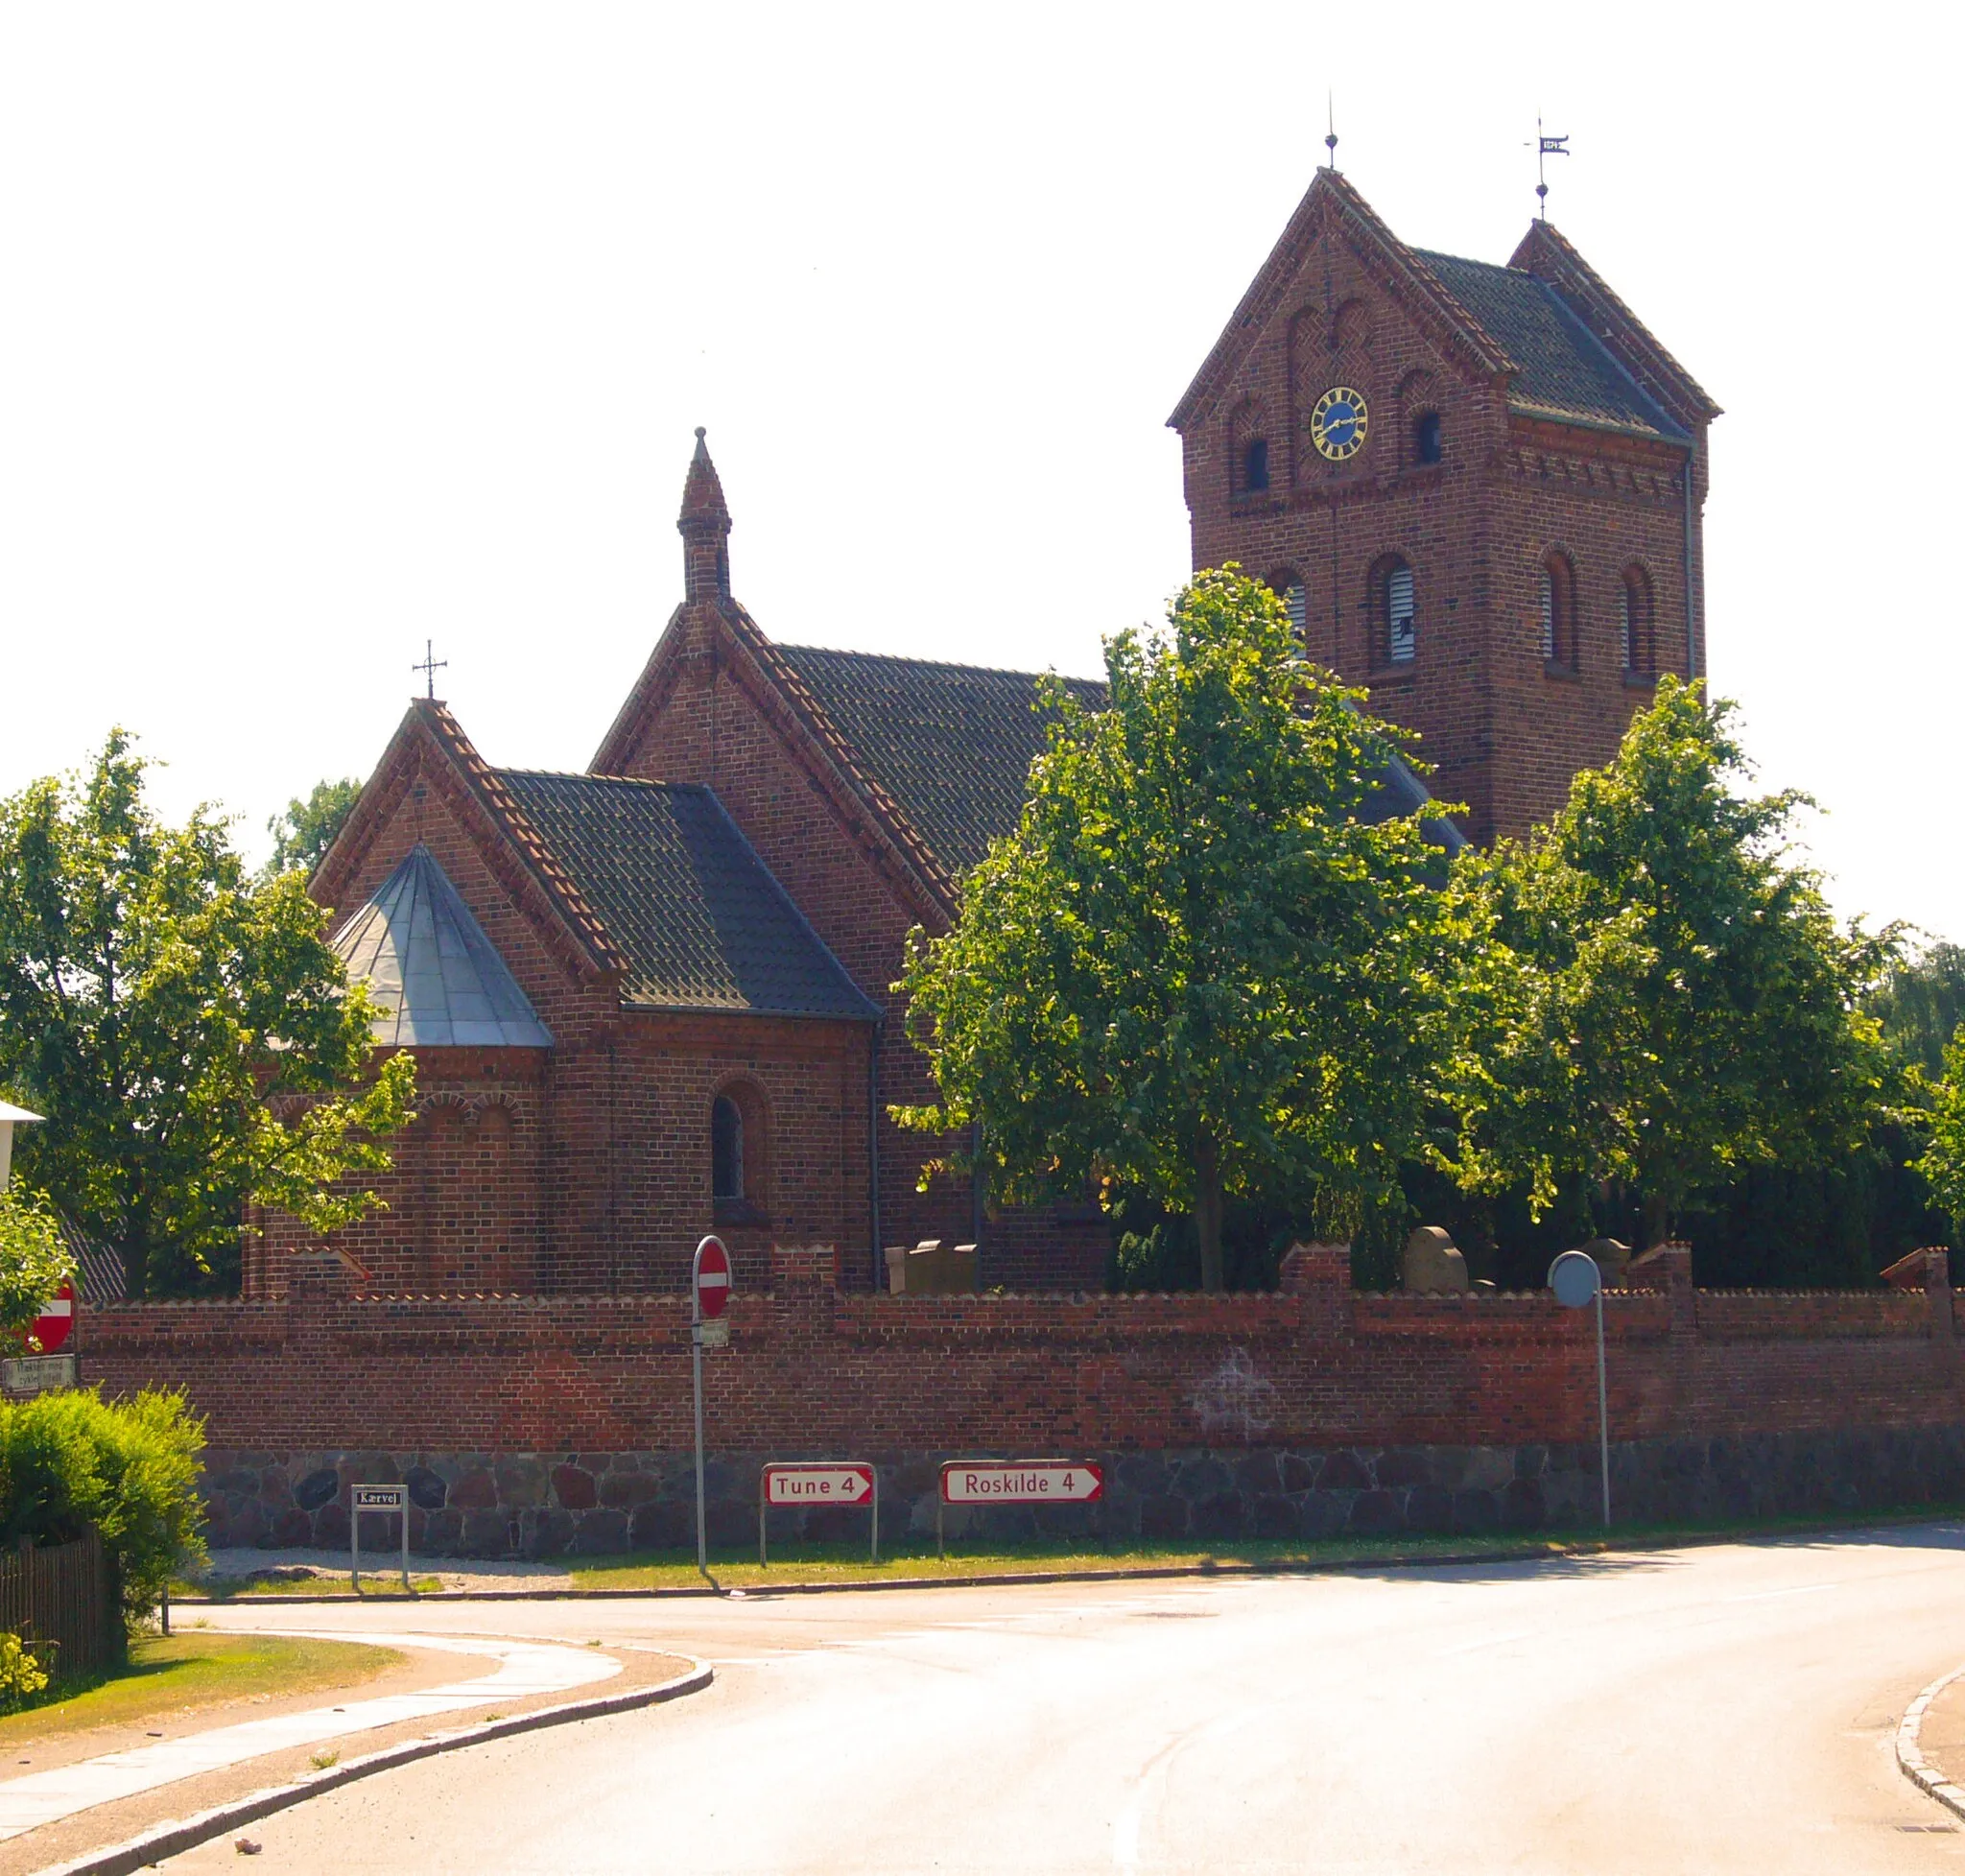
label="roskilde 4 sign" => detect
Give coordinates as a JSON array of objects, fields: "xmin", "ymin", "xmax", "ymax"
[{"xmin": 935, "ymin": 1460, "xmax": 1104, "ymax": 1558}]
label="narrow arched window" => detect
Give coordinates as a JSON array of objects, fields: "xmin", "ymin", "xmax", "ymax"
[
  {"xmin": 1243, "ymin": 438, "xmax": 1270, "ymax": 493},
  {"xmin": 1371, "ymin": 556, "xmax": 1415, "ymax": 665},
  {"xmin": 711, "ymin": 1095, "xmax": 744, "ymax": 1202},
  {"xmin": 1540, "ymin": 554, "xmax": 1577, "ymax": 670},
  {"xmin": 1413, "ymin": 412, "xmax": 1442, "ymax": 465},
  {"xmin": 1620, "ymin": 567, "xmax": 1654, "ymax": 677},
  {"xmin": 1267, "ymin": 569, "xmax": 1306, "ymax": 642}
]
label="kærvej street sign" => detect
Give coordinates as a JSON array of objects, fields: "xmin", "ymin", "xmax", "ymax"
[
  {"xmin": 940, "ymin": 1461, "xmax": 1104, "ymax": 1504},
  {"xmin": 763, "ymin": 1462, "xmax": 874, "ymax": 1506}
]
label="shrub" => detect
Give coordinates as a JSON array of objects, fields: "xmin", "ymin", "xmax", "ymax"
[
  {"xmin": 0, "ymin": 1189, "xmax": 75, "ymax": 1343},
  {"xmin": 0, "ymin": 1389, "xmax": 206, "ymax": 1624},
  {"xmin": 0, "ymin": 1632, "xmax": 48, "ymax": 1712}
]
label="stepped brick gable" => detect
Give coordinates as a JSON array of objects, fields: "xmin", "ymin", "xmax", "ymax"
[{"xmin": 1172, "ymin": 170, "xmax": 1718, "ymax": 842}]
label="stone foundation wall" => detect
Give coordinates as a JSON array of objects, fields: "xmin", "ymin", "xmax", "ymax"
[{"xmin": 200, "ymin": 1423, "xmax": 1965, "ymax": 1560}]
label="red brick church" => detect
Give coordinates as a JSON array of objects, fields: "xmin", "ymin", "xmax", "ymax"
[{"xmin": 249, "ymin": 169, "xmax": 1715, "ymax": 1300}]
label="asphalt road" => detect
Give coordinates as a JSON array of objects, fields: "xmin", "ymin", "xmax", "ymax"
[{"xmin": 167, "ymin": 1525, "xmax": 1965, "ymax": 1873}]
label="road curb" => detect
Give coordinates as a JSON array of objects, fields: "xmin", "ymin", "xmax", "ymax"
[
  {"xmin": 25, "ymin": 1655, "xmax": 713, "ymax": 1876},
  {"xmin": 1898, "ymin": 1662, "xmax": 1965, "ymax": 1823}
]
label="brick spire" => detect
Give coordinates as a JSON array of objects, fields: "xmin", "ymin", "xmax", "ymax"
[{"xmin": 677, "ymin": 426, "xmax": 731, "ymax": 602}]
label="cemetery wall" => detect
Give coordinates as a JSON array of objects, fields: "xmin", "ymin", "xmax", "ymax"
[{"xmin": 76, "ymin": 1245, "xmax": 1965, "ymax": 1555}]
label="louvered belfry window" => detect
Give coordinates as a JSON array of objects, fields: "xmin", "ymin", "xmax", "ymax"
[
  {"xmin": 1620, "ymin": 583, "xmax": 1635, "ymax": 670},
  {"xmin": 1286, "ymin": 584, "xmax": 1307, "ymax": 638},
  {"xmin": 1540, "ymin": 568, "xmax": 1556, "ymax": 660},
  {"xmin": 1386, "ymin": 562, "xmax": 1416, "ymax": 663}
]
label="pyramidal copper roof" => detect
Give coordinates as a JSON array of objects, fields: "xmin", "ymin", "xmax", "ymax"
[{"xmin": 333, "ymin": 844, "xmax": 553, "ymax": 1048}]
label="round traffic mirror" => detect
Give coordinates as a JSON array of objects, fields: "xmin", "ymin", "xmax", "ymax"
[{"xmin": 1549, "ymin": 1247, "xmax": 1602, "ymax": 1310}]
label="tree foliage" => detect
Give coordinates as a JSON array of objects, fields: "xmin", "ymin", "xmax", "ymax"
[
  {"xmin": 1874, "ymin": 939, "xmax": 1965, "ymax": 1078},
  {"xmin": 1446, "ymin": 678, "xmax": 1896, "ymax": 1243},
  {"xmin": 0, "ymin": 1387, "xmax": 206, "ymax": 1627},
  {"xmin": 263, "ymin": 776, "xmax": 363, "ymax": 882},
  {"xmin": 0, "ymin": 1190, "xmax": 76, "ymax": 1344},
  {"xmin": 0, "ymin": 734, "xmax": 414, "ymax": 1297},
  {"xmin": 895, "ymin": 566, "xmax": 1465, "ymax": 1292}
]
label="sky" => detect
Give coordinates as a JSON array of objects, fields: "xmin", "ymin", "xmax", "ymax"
[{"xmin": 1, "ymin": 4, "xmax": 1958, "ymax": 938}]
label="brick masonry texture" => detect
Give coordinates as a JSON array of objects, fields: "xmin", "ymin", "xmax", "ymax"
[
  {"xmin": 1174, "ymin": 174, "xmax": 1714, "ymax": 844},
  {"xmin": 86, "ymin": 1247, "xmax": 1965, "ymax": 1556}
]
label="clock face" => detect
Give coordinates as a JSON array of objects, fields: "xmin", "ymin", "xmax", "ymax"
[{"xmin": 1310, "ymin": 385, "xmax": 1370, "ymax": 462}]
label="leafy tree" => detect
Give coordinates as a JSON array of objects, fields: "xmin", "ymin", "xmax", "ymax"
[
  {"xmin": 0, "ymin": 734, "xmax": 415, "ymax": 1297},
  {"xmin": 0, "ymin": 1190, "xmax": 75, "ymax": 1344},
  {"xmin": 895, "ymin": 566, "xmax": 1466, "ymax": 1293},
  {"xmin": 1912, "ymin": 1032, "xmax": 1965, "ymax": 1238},
  {"xmin": 263, "ymin": 776, "xmax": 363, "ymax": 881},
  {"xmin": 1447, "ymin": 678, "xmax": 1896, "ymax": 1246},
  {"xmin": 1873, "ymin": 939, "xmax": 1965, "ymax": 1077}
]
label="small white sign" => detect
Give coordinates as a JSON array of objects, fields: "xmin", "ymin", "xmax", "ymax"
[
  {"xmin": 940, "ymin": 1461, "xmax": 1104, "ymax": 1504},
  {"xmin": 1, "ymin": 1354, "xmax": 78, "ymax": 1395},
  {"xmin": 764, "ymin": 1463, "xmax": 874, "ymax": 1507}
]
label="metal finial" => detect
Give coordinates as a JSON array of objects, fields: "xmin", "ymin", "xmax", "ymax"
[
  {"xmin": 695, "ymin": 426, "xmax": 706, "ymax": 440},
  {"xmin": 1325, "ymin": 93, "xmax": 1338, "ymax": 169},
  {"xmin": 413, "ymin": 639, "xmax": 447, "ymax": 701},
  {"xmin": 1527, "ymin": 114, "xmax": 1570, "ymax": 220}
]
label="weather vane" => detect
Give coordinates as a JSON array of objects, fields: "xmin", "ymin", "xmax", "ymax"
[
  {"xmin": 413, "ymin": 639, "xmax": 447, "ymax": 701},
  {"xmin": 1528, "ymin": 116, "xmax": 1570, "ymax": 219},
  {"xmin": 1325, "ymin": 93, "xmax": 1338, "ymax": 170}
]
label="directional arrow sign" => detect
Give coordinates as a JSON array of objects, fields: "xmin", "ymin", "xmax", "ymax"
[
  {"xmin": 763, "ymin": 1462, "xmax": 875, "ymax": 1507},
  {"xmin": 940, "ymin": 1460, "xmax": 1104, "ymax": 1505}
]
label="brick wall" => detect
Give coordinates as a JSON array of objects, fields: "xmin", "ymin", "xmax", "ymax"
[{"xmin": 84, "ymin": 1246, "xmax": 1965, "ymax": 1554}]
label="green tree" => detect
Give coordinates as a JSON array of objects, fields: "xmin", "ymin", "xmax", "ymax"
[
  {"xmin": 263, "ymin": 776, "xmax": 363, "ymax": 881},
  {"xmin": 1448, "ymin": 677, "xmax": 1896, "ymax": 1246},
  {"xmin": 0, "ymin": 1190, "xmax": 75, "ymax": 1344},
  {"xmin": 895, "ymin": 566, "xmax": 1466, "ymax": 1293},
  {"xmin": 1873, "ymin": 939, "xmax": 1965, "ymax": 1077},
  {"xmin": 0, "ymin": 734, "xmax": 415, "ymax": 1297}
]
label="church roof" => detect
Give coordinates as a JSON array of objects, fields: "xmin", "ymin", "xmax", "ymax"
[
  {"xmin": 496, "ymin": 771, "xmax": 879, "ymax": 1022},
  {"xmin": 333, "ymin": 845, "xmax": 555, "ymax": 1048},
  {"xmin": 774, "ymin": 646, "xmax": 1106, "ymax": 879},
  {"xmin": 1412, "ymin": 250, "xmax": 1688, "ymax": 440},
  {"xmin": 773, "ymin": 644, "xmax": 1465, "ymax": 876}
]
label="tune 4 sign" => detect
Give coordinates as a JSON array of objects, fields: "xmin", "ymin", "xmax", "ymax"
[{"xmin": 759, "ymin": 1461, "xmax": 878, "ymax": 1565}]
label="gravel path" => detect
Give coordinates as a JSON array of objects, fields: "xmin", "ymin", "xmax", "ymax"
[{"xmin": 193, "ymin": 1547, "xmax": 606, "ymax": 1595}]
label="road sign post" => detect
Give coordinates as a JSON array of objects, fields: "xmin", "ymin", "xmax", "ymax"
[
  {"xmin": 1550, "ymin": 1248, "xmax": 1611, "ymax": 1529},
  {"xmin": 350, "ymin": 1483, "xmax": 411, "ymax": 1592},
  {"xmin": 691, "ymin": 1235, "xmax": 731, "ymax": 1579},
  {"xmin": 936, "ymin": 1460, "xmax": 1104, "ymax": 1558},
  {"xmin": 759, "ymin": 1461, "xmax": 878, "ymax": 1566}
]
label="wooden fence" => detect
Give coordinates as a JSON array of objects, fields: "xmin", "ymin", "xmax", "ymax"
[{"xmin": 0, "ymin": 1530, "xmax": 119, "ymax": 1679}]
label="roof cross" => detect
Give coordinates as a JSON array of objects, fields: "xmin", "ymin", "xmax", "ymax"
[
  {"xmin": 413, "ymin": 639, "xmax": 448, "ymax": 701},
  {"xmin": 1528, "ymin": 116, "xmax": 1570, "ymax": 219}
]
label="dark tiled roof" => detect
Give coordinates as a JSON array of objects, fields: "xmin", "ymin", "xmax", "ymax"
[
  {"xmin": 1416, "ymin": 250, "xmax": 1689, "ymax": 440},
  {"xmin": 497, "ymin": 771, "xmax": 877, "ymax": 1021},
  {"xmin": 59, "ymin": 1214, "xmax": 126, "ymax": 1305},
  {"xmin": 777, "ymin": 643, "xmax": 1465, "ymax": 871},
  {"xmin": 775, "ymin": 646, "xmax": 1106, "ymax": 878}
]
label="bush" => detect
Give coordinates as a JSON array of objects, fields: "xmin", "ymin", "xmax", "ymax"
[
  {"xmin": 0, "ymin": 1633, "xmax": 47, "ymax": 1712},
  {"xmin": 0, "ymin": 1189, "xmax": 75, "ymax": 1342},
  {"xmin": 0, "ymin": 1389, "xmax": 206, "ymax": 1624}
]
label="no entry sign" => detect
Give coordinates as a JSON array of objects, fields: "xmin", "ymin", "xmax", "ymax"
[
  {"xmin": 30, "ymin": 1281, "xmax": 73, "ymax": 1355},
  {"xmin": 940, "ymin": 1460, "xmax": 1103, "ymax": 1505},
  {"xmin": 759, "ymin": 1460, "xmax": 879, "ymax": 1565},
  {"xmin": 694, "ymin": 1237, "xmax": 731, "ymax": 1319}
]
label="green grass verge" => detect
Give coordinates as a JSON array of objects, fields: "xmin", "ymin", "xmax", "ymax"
[
  {"xmin": 166, "ymin": 1503, "xmax": 1965, "ymax": 1599},
  {"xmin": 0, "ymin": 1633, "xmax": 403, "ymax": 1745},
  {"xmin": 178, "ymin": 1571, "xmax": 447, "ymax": 1601}
]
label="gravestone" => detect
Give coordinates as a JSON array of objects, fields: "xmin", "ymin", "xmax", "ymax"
[
  {"xmin": 1574, "ymin": 1237, "xmax": 1632, "ymax": 1290},
  {"xmin": 1401, "ymin": 1226, "xmax": 1469, "ymax": 1294}
]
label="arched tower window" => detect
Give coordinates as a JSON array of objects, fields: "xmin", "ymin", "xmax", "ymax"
[
  {"xmin": 1413, "ymin": 412, "xmax": 1443, "ymax": 465},
  {"xmin": 1229, "ymin": 399, "xmax": 1270, "ymax": 498},
  {"xmin": 1620, "ymin": 566, "xmax": 1655, "ymax": 677},
  {"xmin": 1267, "ymin": 567, "xmax": 1306, "ymax": 642},
  {"xmin": 1371, "ymin": 556, "xmax": 1416, "ymax": 665},
  {"xmin": 1540, "ymin": 553, "xmax": 1578, "ymax": 670},
  {"xmin": 711, "ymin": 1095, "xmax": 744, "ymax": 1201}
]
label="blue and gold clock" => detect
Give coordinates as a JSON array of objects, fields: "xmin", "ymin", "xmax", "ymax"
[{"xmin": 1310, "ymin": 385, "xmax": 1369, "ymax": 462}]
